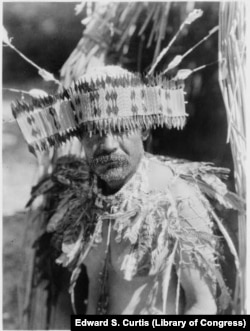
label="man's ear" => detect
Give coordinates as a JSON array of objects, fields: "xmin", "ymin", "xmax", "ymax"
[{"xmin": 141, "ymin": 128, "xmax": 150, "ymax": 141}]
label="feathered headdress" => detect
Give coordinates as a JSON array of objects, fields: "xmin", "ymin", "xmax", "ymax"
[{"xmin": 11, "ymin": 65, "xmax": 187, "ymax": 153}]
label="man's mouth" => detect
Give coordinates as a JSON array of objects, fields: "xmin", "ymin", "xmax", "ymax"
[{"xmin": 91, "ymin": 154, "xmax": 128, "ymax": 169}]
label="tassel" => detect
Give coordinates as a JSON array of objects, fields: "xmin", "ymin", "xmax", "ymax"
[
  {"xmin": 162, "ymin": 241, "xmax": 178, "ymax": 313},
  {"xmin": 96, "ymin": 219, "xmax": 112, "ymax": 314},
  {"xmin": 120, "ymin": 251, "xmax": 138, "ymax": 281},
  {"xmin": 175, "ymin": 262, "xmax": 181, "ymax": 314}
]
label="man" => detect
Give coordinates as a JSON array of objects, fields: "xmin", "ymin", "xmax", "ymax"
[
  {"xmin": 78, "ymin": 127, "xmax": 217, "ymax": 315},
  {"xmin": 13, "ymin": 65, "xmax": 238, "ymax": 327}
]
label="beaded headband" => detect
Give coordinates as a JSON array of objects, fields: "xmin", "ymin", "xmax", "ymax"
[{"xmin": 11, "ymin": 66, "xmax": 187, "ymax": 153}]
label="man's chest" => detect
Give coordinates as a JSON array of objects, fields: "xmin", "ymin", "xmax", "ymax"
[{"xmin": 84, "ymin": 220, "xmax": 134, "ymax": 278}]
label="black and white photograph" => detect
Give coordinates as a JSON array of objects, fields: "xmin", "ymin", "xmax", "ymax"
[{"xmin": 2, "ymin": 1, "xmax": 247, "ymax": 330}]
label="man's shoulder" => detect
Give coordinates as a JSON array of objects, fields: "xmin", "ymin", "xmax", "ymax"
[
  {"xmin": 146, "ymin": 154, "xmax": 174, "ymax": 191},
  {"xmin": 146, "ymin": 153, "xmax": 196, "ymax": 196},
  {"xmin": 146, "ymin": 153, "xmax": 212, "ymax": 230}
]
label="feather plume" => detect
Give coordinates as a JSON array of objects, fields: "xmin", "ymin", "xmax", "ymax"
[{"xmin": 26, "ymin": 177, "xmax": 55, "ymax": 207}]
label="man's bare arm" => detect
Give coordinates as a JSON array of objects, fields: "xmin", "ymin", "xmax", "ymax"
[{"xmin": 171, "ymin": 178, "xmax": 218, "ymax": 315}]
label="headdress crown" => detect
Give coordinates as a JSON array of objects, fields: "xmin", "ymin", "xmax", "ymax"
[{"xmin": 12, "ymin": 65, "xmax": 187, "ymax": 153}]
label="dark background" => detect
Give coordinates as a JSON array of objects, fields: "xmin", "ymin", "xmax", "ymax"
[{"xmin": 2, "ymin": 2, "xmax": 238, "ymax": 329}]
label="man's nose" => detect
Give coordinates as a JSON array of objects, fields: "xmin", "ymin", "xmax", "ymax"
[{"xmin": 99, "ymin": 133, "xmax": 119, "ymax": 153}]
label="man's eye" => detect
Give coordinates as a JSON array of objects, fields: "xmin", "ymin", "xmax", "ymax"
[
  {"xmin": 81, "ymin": 127, "xmax": 133, "ymax": 140},
  {"xmin": 113, "ymin": 127, "xmax": 130, "ymax": 135}
]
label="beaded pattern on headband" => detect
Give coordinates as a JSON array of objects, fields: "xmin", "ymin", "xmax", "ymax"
[{"xmin": 11, "ymin": 73, "xmax": 187, "ymax": 153}]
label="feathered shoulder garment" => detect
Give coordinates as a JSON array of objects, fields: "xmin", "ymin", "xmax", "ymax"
[{"xmin": 28, "ymin": 152, "xmax": 244, "ymax": 314}]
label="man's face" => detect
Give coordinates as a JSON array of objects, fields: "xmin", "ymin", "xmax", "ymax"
[{"xmin": 82, "ymin": 129, "xmax": 145, "ymax": 189}]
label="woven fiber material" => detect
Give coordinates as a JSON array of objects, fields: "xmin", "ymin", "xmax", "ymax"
[{"xmin": 11, "ymin": 66, "xmax": 187, "ymax": 153}]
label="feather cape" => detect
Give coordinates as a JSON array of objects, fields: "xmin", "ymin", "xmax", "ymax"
[{"xmin": 28, "ymin": 152, "xmax": 244, "ymax": 314}]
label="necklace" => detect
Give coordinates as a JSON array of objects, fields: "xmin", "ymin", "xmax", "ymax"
[{"xmin": 91, "ymin": 156, "xmax": 149, "ymax": 314}]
